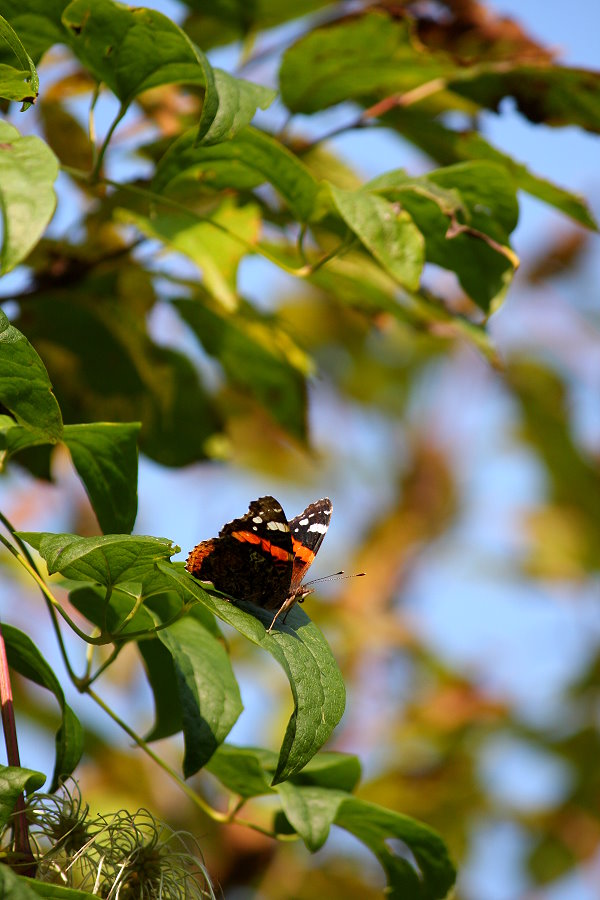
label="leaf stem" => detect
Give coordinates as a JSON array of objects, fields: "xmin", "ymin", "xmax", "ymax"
[
  {"xmin": 60, "ymin": 165, "xmax": 338, "ymax": 278},
  {"xmin": 84, "ymin": 645, "xmax": 122, "ymax": 688},
  {"xmin": 0, "ymin": 536, "xmax": 106, "ymax": 645},
  {"xmin": 84, "ymin": 686, "xmax": 229, "ymax": 823},
  {"xmin": 88, "ymin": 82, "xmax": 100, "ymax": 149},
  {"xmin": 84, "ymin": 688, "xmax": 297, "ymax": 839},
  {"xmin": 0, "ymin": 513, "xmax": 81, "ymax": 685},
  {"xmin": 92, "ymin": 103, "xmax": 126, "ymax": 181}
]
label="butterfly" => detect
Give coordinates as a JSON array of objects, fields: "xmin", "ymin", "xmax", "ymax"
[{"xmin": 186, "ymin": 496, "xmax": 333, "ymax": 632}]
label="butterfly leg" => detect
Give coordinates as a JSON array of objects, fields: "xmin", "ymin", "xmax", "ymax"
[{"xmin": 267, "ymin": 596, "xmax": 297, "ymax": 633}]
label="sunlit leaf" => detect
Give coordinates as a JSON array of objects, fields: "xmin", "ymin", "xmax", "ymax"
[
  {"xmin": 62, "ymin": 0, "xmax": 273, "ymax": 139},
  {"xmin": 154, "ymin": 126, "xmax": 319, "ymax": 221},
  {"xmin": 328, "ymin": 184, "xmax": 425, "ymax": 290},
  {"xmin": 368, "ymin": 162, "xmax": 519, "ymax": 310},
  {"xmin": 0, "ymin": 14, "xmax": 39, "ymax": 108},
  {"xmin": 201, "ymin": 68, "xmax": 275, "ymax": 145},
  {"xmin": 453, "ymin": 64, "xmax": 600, "ymax": 134},
  {"xmin": 392, "ymin": 110, "xmax": 597, "ymax": 230},
  {"xmin": 18, "ymin": 532, "xmax": 178, "ymax": 587},
  {"xmin": 16, "ymin": 874, "xmax": 93, "ymax": 898},
  {"xmin": 0, "ymin": 121, "xmax": 58, "ymax": 274},
  {"xmin": 279, "ymin": 12, "xmax": 451, "ymax": 114},
  {"xmin": 118, "ymin": 199, "xmax": 261, "ymax": 311},
  {"xmin": 0, "ymin": 764, "xmax": 45, "ymax": 829},
  {"xmin": 277, "ymin": 782, "xmax": 345, "ymax": 851},
  {"xmin": 62, "ymin": 0, "xmax": 209, "ymax": 108}
]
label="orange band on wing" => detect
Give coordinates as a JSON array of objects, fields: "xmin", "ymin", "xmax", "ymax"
[
  {"xmin": 292, "ymin": 538, "xmax": 316, "ymax": 564},
  {"xmin": 232, "ymin": 530, "xmax": 291, "ymax": 562},
  {"xmin": 232, "ymin": 530, "xmax": 261, "ymax": 545}
]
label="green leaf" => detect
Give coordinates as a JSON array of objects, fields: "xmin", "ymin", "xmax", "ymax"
[
  {"xmin": 0, "ymin": 764, "xmax": 45, "ymax": 829},
  {"xmin": 291, "ymin": 751, "xmax": 361, "ymax": 792},
  {"xmin": 201, "ymin": 68, "xmax": 276, "ymax": 145},
  {"xmin": 206, "ymin": 745, "xmax": 362, "ymax": 799},
  {"xmin": 205, "ymin": 744, "xmax": 276, "ymax": 798},
  {"xmin": 17, "ymin": 875, "xmax": 94, "ymax": 899},
  {"xmin": 17, "ymin": 532, "xmax": 178, "ymax": 587},
  {"xmin": 1, "ymin": 626, "xmax": 83, "ymax": 791},
  {"xmin": 0, "ymin": 15, "xmax": 39, "ymax": 108},
  {"xmin": 183, "ymin": 0, "xmax": 332, "ymax": 51},
  {"xmin": 117, "ymin": 199, "xmax": 261, "ymax": 311},
  {"xmin": 0, "ymin": 311, "xmax": 62, "ymax": 442},
  {"xmin": 153, "ymin": 126, "xmax": 319, "ymax": 222},
  {"xmin": 265, "ymin": 242, "xmax": 498, "ymax": 363},
  {"xmin": 328, "ymin": 184, "xmax": 425, "ymax": 291},
  {"xmin": 62, "ymin": 0, "xmax": 207, "ymax": 109},
  {"xmin": 276, "ymin": 782, "xmax": 346, "ymax": 851},
  {"xmin": 393, "ymin": 110, "xmax": 597, "ymax": 230},
  {"xmin": 139, "ymin": 637, "xmax": 183, "ymax": 741},
  {"xmin": 156, "ymin": 562, "xmax": 346, "ymax": 783},
  {"xmin": 68, "ymin": 583, "xmax": 157, "ymax": 637},
  {"xmin": 452, "ymin": 64, "xmax": 600, "ymax": 135},
  {"xmin": 157, "ymin": 615, "xmax": 243, "ymax": 775},
  {"xmin": 279, "ymin": 12, "xmax": 451, "ymax": 114},
  {"xmin": 0, "ymin": 121, "xmax": 58, "ymax": 274},
  {"xmin": 140, "ymin": 594, "xmax": 222, "ymax": 744},
  {"xmin": 62, "ymin": 422, "xmax": 140, "ymax": 535},
  {"xmin": 62, "ymin": 0, "xmax": 273, "ymax": 137},
  {"xmin": 335, "ymin": 797, "xmax": 456, "ymax": 899},
  {"xmin": 0, "ymin": 866, "xmax": 40, "ymax": 900},
  {"xmin": 174, "ymin": 297, "xmax": 309, "ymax": 440},
  {"xmin": 13, "ymin": 292, "xmax": 220, "ymax": 467},
  {"xmin": 369, "ymin": 163, "xmax": 519, "ymax": 311},
  {"xmin": 0, "ymin": 416, "xmax": 52, "ymax": 470},
  {"xmin": 0, "ymin": 1, "xmax": 66, "ymax": 64}
]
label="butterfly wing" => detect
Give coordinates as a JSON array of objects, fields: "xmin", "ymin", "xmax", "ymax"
[
  {"xmin": 186, "ymin": 496, "xmax": 293, "ymax": 609},
  {"xmin": 289, "ymin": 498, "xmax": 332, "ymax": 591}
]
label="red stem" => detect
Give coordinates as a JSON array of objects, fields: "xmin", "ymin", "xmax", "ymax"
[{"xmin": 0, "ymin": 622, "xmax": 36, "ymax": 876}]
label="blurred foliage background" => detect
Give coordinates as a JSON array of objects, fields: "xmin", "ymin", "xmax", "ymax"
[{"xmin": 1, "ymin": 0, "xmax": 600, "ymax": 897}]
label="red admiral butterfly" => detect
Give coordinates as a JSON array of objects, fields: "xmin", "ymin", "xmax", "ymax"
[{"xmin": 186, "ymin": 496, "xmax": 333, "ymax": 632}]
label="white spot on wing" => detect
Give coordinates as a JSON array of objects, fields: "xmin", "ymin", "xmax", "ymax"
[
  {"xmin": 252, "ymin": 526, "xmax": 258, "ymax": 531},
  {"xmin": 267, "ymin": 521, "xmax": 289, "ymax": 531},
  {"xmin": 252, "ymin": 516, "xmax": 262, "ymax": 523},
  {"xmin": 299, "ymin": 518, "xmax": 309, "ymax": 526},
  {"xmin": 308, "ymin": 523, "xmax": 328, "ymax": 534}
]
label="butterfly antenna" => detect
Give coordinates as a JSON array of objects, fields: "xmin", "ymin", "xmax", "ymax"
[{"xmin": 304, "ymin": 571, "xmax": 366, "ymax": 587}]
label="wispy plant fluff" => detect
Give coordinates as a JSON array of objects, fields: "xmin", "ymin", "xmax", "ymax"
[{"xmin": 3, "ymin": 779, "xmax": 216, "ymax": 898}]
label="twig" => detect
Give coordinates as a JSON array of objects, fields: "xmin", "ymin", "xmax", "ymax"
[{"xmin": 0, "ymin": 622, "xmax": 36, "ymax": 876}]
